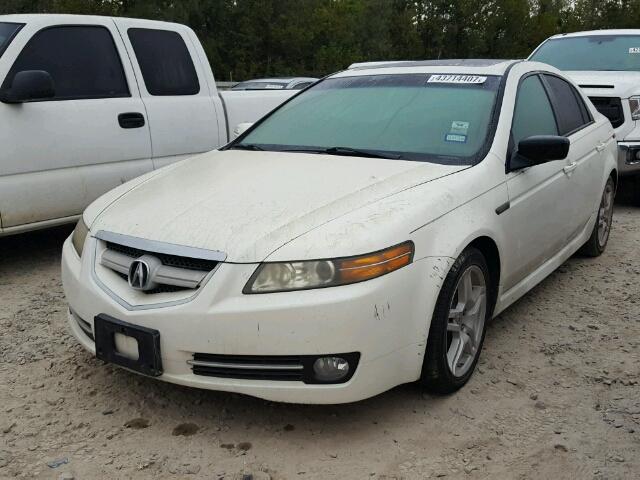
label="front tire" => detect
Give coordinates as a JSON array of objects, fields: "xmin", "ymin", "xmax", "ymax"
[
  {"xmin": 580, "ymin": 176, "xmax": 615, "ymax": 257},
  {"xmin": 420, "ymin": 247, "xmax": 491, "ymax": 394}
]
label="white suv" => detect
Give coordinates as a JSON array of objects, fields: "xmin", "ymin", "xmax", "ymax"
[{"xmin": 530, "ymin": 30, "xmax": 640, "ymax": 200}]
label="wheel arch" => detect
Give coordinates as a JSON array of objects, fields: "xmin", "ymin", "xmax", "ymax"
[{"xmin": 463, "ymin": 235, "xmax": 501, "ymax": 316}]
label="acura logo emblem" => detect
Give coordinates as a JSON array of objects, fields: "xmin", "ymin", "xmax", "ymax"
[{"xmin": 128, "ymin": 259, "xmax": 151, "ymax": 290}]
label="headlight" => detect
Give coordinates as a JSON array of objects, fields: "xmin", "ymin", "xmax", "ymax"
[
  {"xmin": 244, "ymin": 241, "xmax": 414, "ymax": 293},
  {"xmin": 629, "ymin": 96, "xmax": 640, "ymax": 121},
  {"xmin": 71, "ymin": 218, "xmax": 89, "ymax": 257}
]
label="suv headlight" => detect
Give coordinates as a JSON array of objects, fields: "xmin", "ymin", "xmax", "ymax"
[
  {"xmin": 243, "ymin": 242, "xmax": 414, "ymax": 294},
  {"xmin": 71, "ymin": 218, "xmax": 89, "ymax": 257},
  {"xmin": 629, "ymin": 96, "xmax": 640, "ymax": 121}
]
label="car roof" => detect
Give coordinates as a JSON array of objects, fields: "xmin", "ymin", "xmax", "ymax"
[
  {"xmin": 337, "ymin": 59, "xmax": 520, "ymax": 78},
  {"xmin": 0, "ymin": 13, "xmax": 184, "ymax": 30},
  {"xmin": 548, "ymin": 29, "xmax": 640, "ymax": 39}
]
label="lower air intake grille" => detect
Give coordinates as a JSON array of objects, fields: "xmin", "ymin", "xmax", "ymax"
[
  {"xmin": 589, "ymin": 96, "xmax": 624, "ymax": 128},
  {"xmin": 189, "ymin": 352, "xmax": 360, "ymax": 384},
  {"xmin": 190, "ymin": 354, "xmax": 305, "ymax": 381}
]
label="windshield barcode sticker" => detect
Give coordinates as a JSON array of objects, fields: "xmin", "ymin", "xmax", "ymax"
[
  {"xmin": 445, "ymin": 133, "xmax": 467, "ymax": 143},
  {"xmin": 629, "ymin": 48, "xmax": 640, "ymax": 54},
  {"xmin": 428, "ymin": 75, "xmax": 487, "ymax": 84}
]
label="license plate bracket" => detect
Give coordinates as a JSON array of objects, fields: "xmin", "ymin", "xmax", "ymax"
[{"xmin": 94, "ymin": 314, "xmax": 163, "ymax": 377}]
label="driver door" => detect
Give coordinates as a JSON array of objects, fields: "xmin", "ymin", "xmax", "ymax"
[{"xmin": 501, "ymin": 74, "xmax": 575, "ymax": 291}]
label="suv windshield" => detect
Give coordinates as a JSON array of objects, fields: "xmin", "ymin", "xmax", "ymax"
[
  {"xmin": 531, "ymin": 35, "xmax": 640, "ymax": 71},
  {"xmin": 232, "ymin": 73, "xmax": 501, "ymax": 164},
  {"xmin": 0, "ymin": 23, "xmax": 22, "ymax": 57}
]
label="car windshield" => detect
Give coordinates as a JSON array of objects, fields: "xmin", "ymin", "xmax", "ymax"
[
  {"xmin": 0, "ymin": 22, "xmax": 22, "ymax": 57},
  {"xmin": 531, "ymin": 35, "xmax": 640, "ymax": 71},
  {"xmin": 232, "ymin": 73, "xmax": 501, "ymax": 164}
]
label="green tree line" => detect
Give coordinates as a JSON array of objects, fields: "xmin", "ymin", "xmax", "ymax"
[{"xmin": 2, "ymin": 0, "xmax": 640, "ymax": 81}]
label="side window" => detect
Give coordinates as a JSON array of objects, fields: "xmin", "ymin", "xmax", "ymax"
[
  {"xmin": 543, "ymin": 74, "xmax": 592, "ymax": 135},
  {"xmin": 511, "ymin": 75, "xmax": 558, "ymax": 146},
  {"xmin": 128, "ymin": 28, "xmax": 200, "ymax": 96},
  {"xmin": 2, "ymin": 26, "xmax": 129, "ymax": 100}
]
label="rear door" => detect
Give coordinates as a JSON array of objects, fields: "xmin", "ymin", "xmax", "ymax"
[
  {"xmin": 0, "ymin": 18, "xmax": 152, "ymax": 229},
  {"xmin": 113, "ymin": 20, "xmax": 222, "ymax": 169},
  {"xmin": 501, "ymin": 74, "xmax": 576, "ymax": 291},
  {"xmin": 541, "ymin": 73, "xmax": 605, "ymax": 231}
]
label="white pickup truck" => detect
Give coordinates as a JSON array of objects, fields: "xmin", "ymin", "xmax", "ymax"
[
  {"xmin": 530, "ymin": 30, "xmax": 640, "ymax": 201},
  {"xmin": 0, "ymin": 14, "xmax": 295, "ymax": 235}
]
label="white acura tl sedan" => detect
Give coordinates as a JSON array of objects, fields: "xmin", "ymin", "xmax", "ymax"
[{"xmin": 62, "ymin": 60, "xmax": 617, "ymax": 404}]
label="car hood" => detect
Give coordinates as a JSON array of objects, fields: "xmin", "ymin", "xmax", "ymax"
[
  {"xmin": 91, "ymin": 150, "xmax": 466, "ymax": 262},
  {"xmin": 565, "ymin": 71, "xmax": 640, "ymax": 98}
]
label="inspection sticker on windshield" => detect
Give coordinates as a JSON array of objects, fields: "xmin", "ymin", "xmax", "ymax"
[
  {"xmin": 629, "ymin": 48, "xmax": 640, "ymax": 54},
  {"xmin": 428, "ymin": 74, "xmax": 487, "ymax": 84},
  {"xmin": 450, "ymin": 121, "xmax": 469, "ymax": 135}
]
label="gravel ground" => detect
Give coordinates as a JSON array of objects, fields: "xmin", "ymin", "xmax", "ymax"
[{"xmin": 1, "ymin": 196, "xmax": 639, "ymax": 480}]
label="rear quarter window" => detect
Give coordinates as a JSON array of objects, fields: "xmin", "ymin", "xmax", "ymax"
[{"xmin": 128, "ymin": 28, "xmax": 200, "ymax": 96}]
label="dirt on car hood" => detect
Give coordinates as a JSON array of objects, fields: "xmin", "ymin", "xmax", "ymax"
[{"xmin": 91, "ymin": 150, "xmax": 466, "ymax": 262}]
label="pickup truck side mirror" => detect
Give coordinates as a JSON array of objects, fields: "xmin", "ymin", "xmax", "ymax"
[
  {"xmin": 510, "ymin": 135, "xmax": 570, "ymax": 171},
  {"xmin": 0, "ymin": 70, "xmax": 55, "ymax": 104},
  {"xmin": 233, "ymin": 122, "xmax": 254, "ymax": 139}
]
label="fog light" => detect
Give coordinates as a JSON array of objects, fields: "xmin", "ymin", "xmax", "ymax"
[{"xmin": 313, "ymin": 356, "xmax": 350, "ymax": 382}]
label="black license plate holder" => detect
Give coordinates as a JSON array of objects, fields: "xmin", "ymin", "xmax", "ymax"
[{"xmin": 94, "ymin": 314, "xmax": 163, "ymax": 377}]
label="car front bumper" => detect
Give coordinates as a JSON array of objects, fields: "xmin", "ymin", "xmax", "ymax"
[
  {"xmin": 617, "ymin": 142, "xmax": 640, "ymax": 176},
  {"xmin": 61, "ymin": 236, "xmax": 448, "ymax": 404}
]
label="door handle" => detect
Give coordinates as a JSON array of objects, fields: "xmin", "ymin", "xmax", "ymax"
[
  {"xmin": 118, "ymin": 112, "xmax": 145, "ymax": 129},
  {"xmin": 596, "ymin": 142, "xmax": 606, "ymax": 152},
  {"xmin": 563, "ymin": 162, "xmax": 578, "ymax": 175}
]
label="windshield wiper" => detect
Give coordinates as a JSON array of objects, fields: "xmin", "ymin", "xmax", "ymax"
[
  {"xmin": 229, "ymin": 143, "xmax": 265, "ymax": 151},
  {"xmin": 282, "ymin": 146, "xmax": 402, "ymax": 160}
]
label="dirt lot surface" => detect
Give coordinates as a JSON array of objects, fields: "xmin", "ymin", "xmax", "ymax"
[{"xmin": 1, "ymin": 198, "xmax": 639, "ymax": 480}]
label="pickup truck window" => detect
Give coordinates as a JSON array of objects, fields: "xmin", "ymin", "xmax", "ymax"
[
  {"xmin": 0, "ymin": 22, "xmax": 22, "ymax": 58},
  {"xmin": 1, "ymin": 25, "xmax": 129, "ymax": 100},
  {"xmin": 531, "ymin": 35, "xmax": 640, "ymax": 71},
  {"xmin": 128, "ymin": 28, "xmax": 200, "ymax": 96},
  {"xmin": 234, "ymin": 74, "xmax": 501, "ymax": 164}
]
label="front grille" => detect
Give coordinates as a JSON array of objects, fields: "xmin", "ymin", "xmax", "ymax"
[
  {"xmin": 98, "ymin": 235, "xmax": 221, "ymax": 295},
  {"xmin": 589, "ymin": 96, "xmax": 624, "ymax": 128},
  {"xmin": 106, "ymin": 241, "xmax": 218, "ymax": 272},
  {"xmin": 189, "ymin": 352, "xmax": 360, "ymax": 384}
]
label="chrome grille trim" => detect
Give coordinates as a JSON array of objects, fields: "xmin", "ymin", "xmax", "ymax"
[
  {"xmin": 94, "ymin": 231, "xmax": 227, "ymax": 262},
  {"xmin": 187, "ymin": 359, "xmax": 304, "ymax": 371}
]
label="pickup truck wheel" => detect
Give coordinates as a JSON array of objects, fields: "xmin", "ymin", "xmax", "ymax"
[
  {"xmin": 580, "ymin": 176, "xmax": 615, "ymax": 257},
  {"xmin": 420, "ymin": 247, "xmax": 491, "ymax": 394}
]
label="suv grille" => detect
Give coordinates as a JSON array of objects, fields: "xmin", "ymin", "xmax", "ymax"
[{"xmin": 589, "ymin": 96, "xmax": 624, "ymax": 128}]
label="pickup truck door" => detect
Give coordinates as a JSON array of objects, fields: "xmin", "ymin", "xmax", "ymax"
[
  {"xmin": 0, "ymin": 17, "xmax": 152, "ymax": 229},
  {"xmin": 113, "ymin": 19, "xmax": 224, "ymax": 169}
]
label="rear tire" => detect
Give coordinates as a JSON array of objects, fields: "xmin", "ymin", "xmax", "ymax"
[
  {"xmin": 580, "ymin": 176, "xmax": 615, "ymax": 257},
  {"xmin": 420, "ymin": 247, "xmax": 492, "ymax": 394}
]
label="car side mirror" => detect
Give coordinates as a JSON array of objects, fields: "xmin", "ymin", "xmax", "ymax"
[
  {"xmin": 0, "ymin": 70, "xmax": 55, "ymax": 104},
  {"xmin": 233, "ymin": 122, "xmax": 254, "ymax": 139},
  {"xmin": 510, "ymin": 135, "xmax": 570, "ymax": 171}
]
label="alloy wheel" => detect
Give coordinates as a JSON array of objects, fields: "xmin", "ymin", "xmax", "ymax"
[
  {"xmin": 597, "ymin": 181, "xmax": 615, "ymax": 247},
  {"xmin": 446, "ymin": 265, "xmax": 487, "ymax": 378}
]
